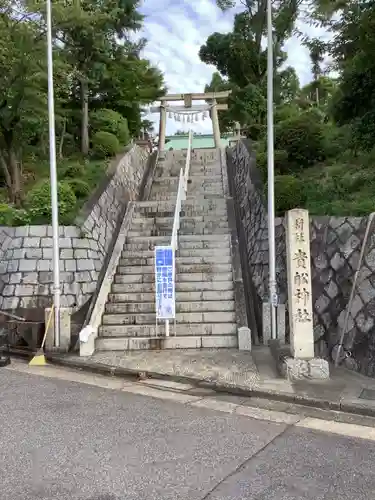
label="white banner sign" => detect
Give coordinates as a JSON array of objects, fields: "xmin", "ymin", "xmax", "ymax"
[{"xmin": 154, "ymin": 246, "xmax": 175, "ymax": 320}]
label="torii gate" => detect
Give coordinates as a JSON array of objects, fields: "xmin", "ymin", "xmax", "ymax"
[{"xmin": 150, "ymin": 91, "xmax": 231, "ymax": 151}]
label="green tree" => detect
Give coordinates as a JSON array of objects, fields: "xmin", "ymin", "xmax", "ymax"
[{"xmin": 0, "ymin": 3, "xmax": 48, "ymax": 204}]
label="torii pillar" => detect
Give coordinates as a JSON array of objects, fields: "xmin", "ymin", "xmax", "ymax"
[
  {"xmin": 158, "ymin": 104, "xmax": 166, "ymax": 152},
  {"xmin": 211, "ymin": 99, "xmax": 221, "ymax": 148}
]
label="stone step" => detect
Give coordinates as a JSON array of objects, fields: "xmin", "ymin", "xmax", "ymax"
[
  {"xmin": 114, "ymin": 272, "xmax": 233, "ymax": 284},
  {"xmin": 135, "ymin": 208, "xmax": 228, "ymax": 218},
  {"xmin": 102, "ymin": 311, "xmax": 236, "ymax": 326},
  {"xmin": 96, "ymin": 335, "xmax": 237, "ymax": 350},
  {"xmin": 118, "ymin": 255, "xmax": 232, "ymax": 266},
  {"xmin": 108, "ymin": 290, "xmax": 235, "ymax": 303},
  {"xmin": 116, "ymin": 263, "xmax": 232, "ymax": 275},
  {"xmin": 152, "ymin": 175, "xmax": 223, "ymax": 184},
  {"xmin": 121, "ymin": 248, "xmax": 231, "ymax": 259},
  {"xmin": 185, "ymin": 194, "xmax": 223, "ymax": 200},
  {"xmin": 136, "ymin": 200, "xmax": 227, "ymax": 209},
  {"xmin": 127, "ymin": 227, "xmax": 230, "ymax": 237},
  {"xmin": 124, "ymin": 241, "xmax": 229, "ymax": 251},
  {"xmin": 99, "ymin": 322, "xmax": 237, "ymax": 337},
  {"xmin": 152, "ymin": 193, "xmax": 223, "ymax": 201},
  {"xmin": 127, "ymin": 234, "xmax": 229, "ymax": 243},
  {"xmin": 131, "ymin": 217, "xmax": 228, "ymax": 228},
  {"xmin": 111, "ymin": 280, "xmax": 234, "ymax": 293},
  {"xmin": 105, "ymin": 300, "xmax": 235, "ymax": 314}
]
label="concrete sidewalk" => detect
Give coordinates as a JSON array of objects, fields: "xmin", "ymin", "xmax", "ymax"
[{"xmin": 48, "ymin": 347, "xmax": 375, "ymax": 418}]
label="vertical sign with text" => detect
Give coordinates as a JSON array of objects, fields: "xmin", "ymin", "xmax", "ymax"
[
  {"xmin": 286, "ymin": 209, "xmax": 314, "ymax": 359},
  {"xmin": 154, "ymin": 246, "xmax": 175, "ymax": 320}
]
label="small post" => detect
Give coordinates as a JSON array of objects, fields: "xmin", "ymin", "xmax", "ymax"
[
  {"xmin": 286, "ymin": 208, "xmax": 314, "ymax": 359},
  {"xmin": 165, "ymin": 319, "xmax": 170, "ymax": 337}
]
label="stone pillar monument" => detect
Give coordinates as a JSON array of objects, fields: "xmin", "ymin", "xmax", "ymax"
[
  {"xmin": 158, "ymin": 104, "xmax": 166, "ymax": 151},
  {"xmin": 211, "ymin": 99, "xmax": 221, "ymax": 148},
  {"xmin": 284, "ymin": 208, "xmax": 329, "ymax": 379},
  {"xmin": 286, "ymin": 208, "xmax": 314, "ymax": 358}
]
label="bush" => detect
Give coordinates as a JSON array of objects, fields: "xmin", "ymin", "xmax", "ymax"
[
  {"xmin": 274, "ymin": 149, "xmax": 289, "ymax": 173},
  {"xmin": 67, "ymin": 179, "xmax": 90, "ymax": 199},
  {"xmin": 62, "ymin": 162, "xmax": 85, "ymax": 179},
  {"xmin": 0, "ymin": 204, "xmax": 16, "ymax": 225},
  {"xmin": 0, "ymin": 204, "xmax": 32, "ymax": 226},
  {"xmin": 92, "ymin": 131, "xmax": 120, "ymax": 158},
  {"xmin": 323, "ymin": 125, "xmax": 351, "ymax": 159},
  {"xmin": 91, "ymin": 109, "xmax": 130, "ymax": 146},
  {"xmin": 25, "ymin": 180, "xmax": 76, "ymax": 223},
  {"xmin": 256, "ymin": 151, "xmax": 267, "ymax": 182},
  {"xmin": 274, "ymin": 175, "xmax": 306, "ymax": 214},
  {"xmin": 275, "ymin": 113, "xmax": 326, "ymax": 169},
  {"xmin": 256, "ymin": 149, "xmax": 289, "ymax": 182}
]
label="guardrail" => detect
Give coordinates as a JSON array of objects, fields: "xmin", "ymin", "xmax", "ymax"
[
  {"xmin": 163, "ymin": 129, "xmax": 192, "ymax": 337},
  {"xmin": 171, "ymin": 129, "xmax": 192, "ymax": 251}
]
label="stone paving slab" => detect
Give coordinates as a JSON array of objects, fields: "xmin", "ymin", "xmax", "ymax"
[
  {"xmin": 83, "ymin": 348, "xmax": 261, "ymax": 388},
  {"xmin": 47, "ymin": 347, "xmax": 375, "ymax": 418}
]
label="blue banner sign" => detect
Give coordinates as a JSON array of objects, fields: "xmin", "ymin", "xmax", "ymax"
[{"xmin": 154, "ymin": 246, "xmax": 175, "ymax": 320}]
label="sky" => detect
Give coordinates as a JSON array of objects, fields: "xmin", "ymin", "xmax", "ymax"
[{"xmin": 139, "ymin": 0, "xmax": 328, "ymax": 136}]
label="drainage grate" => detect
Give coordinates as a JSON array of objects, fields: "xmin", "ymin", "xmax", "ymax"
[{"xmin": 359, "ymin": 388, "xmax": 375, "ymax": 400}]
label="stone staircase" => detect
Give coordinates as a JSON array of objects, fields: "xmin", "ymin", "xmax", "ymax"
[{"xmin": 96, "ymin": 149, "xmax": 239, "ymax": 350}]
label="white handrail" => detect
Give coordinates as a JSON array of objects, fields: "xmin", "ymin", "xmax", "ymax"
[
  {"xmin": 163, "ymin": 130, "xmax": 192, "ymax": 338},
  {"xmin": 171, "ymin": 129, "xmax": 193, "ymax": 251}
]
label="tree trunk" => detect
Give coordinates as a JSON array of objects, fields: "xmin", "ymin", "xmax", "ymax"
[
  {"xmin": 59, "ymin": 117, "xmax": 66, "ymax": 159},
  {"xmin": 9, "ymin": 147, "xmax": 21, "ymax": 206},
  {"xmin": 0, "ymin": 152, "xmax": 12, "ymax": 198},
  {"xmin": 80, "ymin": 80, "xmax": 89, "ymax": 155}
]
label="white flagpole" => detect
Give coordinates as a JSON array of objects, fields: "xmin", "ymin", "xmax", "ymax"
[
  {"xmin": 46, "ymin": 0, "xmax": 61, "ymax": 347},
  {"xmin": 267, "ymin": 0, "xmax": 277, "ymax": 339}
]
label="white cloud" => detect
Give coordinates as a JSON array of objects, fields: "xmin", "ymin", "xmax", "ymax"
[{"xmin": 139, "ymin": 0, "xmax": 327, "ymax": 136}]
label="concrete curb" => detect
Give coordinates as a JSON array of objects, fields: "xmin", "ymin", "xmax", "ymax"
[{"xmin": 44, "ymin": 354, "xmax": 375, "ymax": 419}]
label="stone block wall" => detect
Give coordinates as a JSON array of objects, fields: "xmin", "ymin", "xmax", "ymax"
[
  {"xmin": 229, "ymin": 140, "xmax": 375, "ymax": 377},
  {"xmin": 0, "ymin": 145, "xmax": 150, "ymax": 314}
]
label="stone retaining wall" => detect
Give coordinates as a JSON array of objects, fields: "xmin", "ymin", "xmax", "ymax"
[
  {"xmin": 0, "ymin": 145, "xmax": 149, "ymax": 313},
  {"xmin": 229, "ymin": 140, "xmax": 375, "ymax": 377}
]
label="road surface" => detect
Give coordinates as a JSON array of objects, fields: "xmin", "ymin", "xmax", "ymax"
[{"xmin": 1, "ymin": 361, "xmax": 375, "ymax": 500}]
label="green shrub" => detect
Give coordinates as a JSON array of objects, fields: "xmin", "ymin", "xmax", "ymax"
[
  {"xmin": 275, "ymin": 113, "xmax": 326, "ymax": 169},
  {"xmin": 0, "ymin": 204, "xmax": 31, "ymax": 226},
  {"xmin": 67, "ymin": 179, "xmax": 91, "ymax": 199},
  {"xmin": 256, "ymin": 151, "xmax": 267, "ymax": 182},
  {"xmin": 256, "ymin": 150, "xmax": 289, "ymax": 182},
  {"xmin": 0, "ymin": 204, "xmax": 16, "ymax": 225},
  {"xmin": 25, "ymin": 180, "xmax": 76, "ymax": 223},
  {"xmin": 274, "ymin": 175, "xmax": 306, "ymax": 214},
  {"xmin": 323, "ymin": 125, "xmax": 351, "ymax": 159},
  {"xmin": 274, "ymin": 149, "xmax": 289, "ymax": 173},
  {"xmin": 92, "ymin": 131, "xmax": 120, "ymax": 158},
  {"xmin": 62, "ymin": 162, "xmax": 85, "ymax": 179},
  {"xmin": 91, "ymin": 109, "xmax": 130, "ymax": 146}
]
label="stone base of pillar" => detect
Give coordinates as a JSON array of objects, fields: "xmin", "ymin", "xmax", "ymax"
[
  {"xmin": 280, "ymin": 357, "xmax": 330, "ymax": 381},
  {"xmin": 262, "ymin": 303, "xmax": 286, "ymax": 345},
  {"xmin": 44, "ymin": 307, "xmax": 71, "ymax": 353},
  {"xmin": 238, "ymin": 326, "xmax": 251, "ymax": 351}
]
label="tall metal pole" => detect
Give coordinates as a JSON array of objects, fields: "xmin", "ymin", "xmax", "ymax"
[
  {"xmin": 267, "ymin": 0, "xmax": 277, "ymax": 339},
  {"xmin": 46, "ymin": 0, "xmax": 61, "ymax": 347}
]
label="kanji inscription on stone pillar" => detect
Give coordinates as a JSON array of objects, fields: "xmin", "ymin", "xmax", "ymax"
[{"xmin": 286, "ymin": 208, "xmax": 314, "ymax": 359}]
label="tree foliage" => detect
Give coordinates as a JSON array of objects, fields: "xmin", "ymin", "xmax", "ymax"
[
  {"xmin": 200, "ymin": 0, "xmax": 375, "ymax": 216},
  {"xmin": 0, "ymin": 0, "xmax": 165, "ymax": 214}
]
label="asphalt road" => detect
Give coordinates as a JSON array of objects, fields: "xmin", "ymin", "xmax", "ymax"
[{"xmin": 1, "ymin": 368, "xmax": 375, "ymax": 500}]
